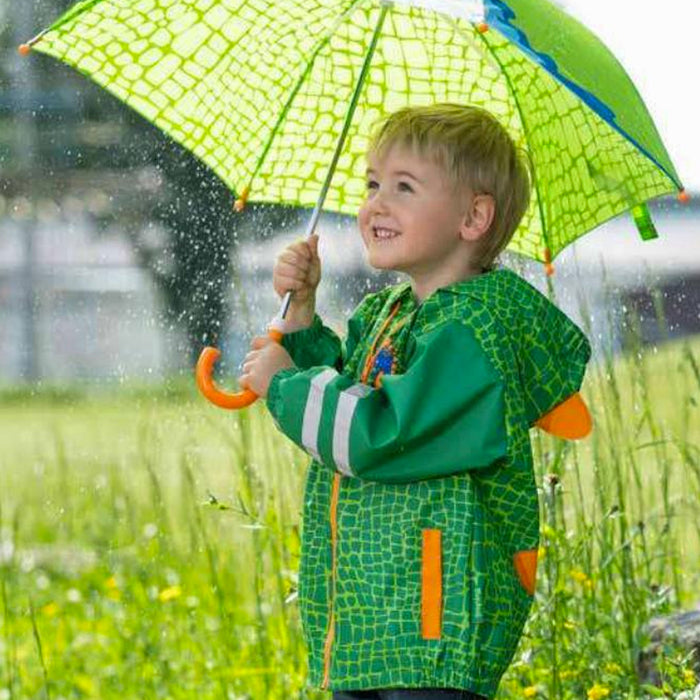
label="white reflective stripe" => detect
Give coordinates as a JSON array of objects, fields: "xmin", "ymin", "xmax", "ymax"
[
  {"xmin": 301, "ymin": 368, "xmax": 339, "ymax": 462},
  {"xmin": 389, "ymin": 0, "xmax": 484, "ymax": 23},
  {"xmin": 333, "ymin": 383, "xmax": 374, "ymax": 477}
]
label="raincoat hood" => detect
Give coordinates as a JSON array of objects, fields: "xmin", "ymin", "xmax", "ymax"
[{"xmin": 435, "ymin": 266, "xmax": 592, "ymax": 425}]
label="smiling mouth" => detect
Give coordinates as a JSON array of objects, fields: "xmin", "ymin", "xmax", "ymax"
[{"xmin": 373, "ymin": 226, "xmax": 401, "ymax": 240}]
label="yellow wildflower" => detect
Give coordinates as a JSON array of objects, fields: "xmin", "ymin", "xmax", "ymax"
[
  {"xmin": 683, "ymin": 669, "xmax": 696, "ymax": 685},
  {"xmin": 604, "ymin": 662, "xmax": 623, "ymax": 675},
  {"xmin": 537, "ymin": 545, "xmax": 546, "ymax": 561},
  {"xmin": 563, "ymin": 620, "xmax": 576, "ymax": 630},
  {"xmin": 587, "ymin": 683, "xmax": 610, "ymax": 700},
  {"xmin": 523, "ymin": 686, "xmax": 538, "ymax": 698},
  {"xmin": 158, "ymin": 585, "xmax": 182, "ymax": 602},
  {"xmin": 41, "ymin": 602, "xmax": 59, "ymax": 617},
  {"xmin": 541, "ymin": 524, "xmax": 557, "ymax": 540},
  {"xmin": 105, "ymin": 576, "xmax": 121, "ymax": 599},
  {"xmin": 570, "ymin": 568, "xmax": 590, "ymax": 585},
  {"xmin": 74, "ymin": 675, "xmax": 96, "ymax": 695}
]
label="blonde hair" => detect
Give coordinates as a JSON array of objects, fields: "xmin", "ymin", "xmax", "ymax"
[{"xmin": 366, "ymin": 103, "xmax": 531, "ymax": 271}]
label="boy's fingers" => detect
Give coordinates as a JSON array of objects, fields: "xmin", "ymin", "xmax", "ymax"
[
  {"xmin": 279, "ymin": 279, "xmax": 301, "ymax": 290},
  {"xmin": 278, "ymin": 260, "xmax": 309, "ymax": 275},
  {"xmin": 277, "ymin": 272, "xmax": 310, "ymax": 289},
  {"xmin": 293, "ymin": 240, "xmax": 312, "ymax": 260},
  {"xmin": 290, "ymin": 241, "xmax": 311, "ymax": 259},
  {"xmin": 279, "ymin": 252, "xmax": 310, "ymax": 269}
]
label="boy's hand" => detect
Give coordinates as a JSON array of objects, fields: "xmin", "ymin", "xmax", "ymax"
[
  {"xmin": 272, "ymin": 233, "xmax": 321, "ymax": 330},
  {"xmin": 239, "ymin": 336, "xmax": 295, "ymax": 399}
]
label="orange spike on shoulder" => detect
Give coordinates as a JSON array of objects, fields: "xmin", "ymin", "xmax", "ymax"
[
  {"xmin": 513, "ymin": 549, "xmax": 538, "ymax": 596},
  {"xmin": 535, "ymin": 392, "xmax": 592, "ymax": 440}
]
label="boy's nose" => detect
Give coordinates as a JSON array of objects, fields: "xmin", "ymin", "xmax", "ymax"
[{"xmin": 368, "ymin": 191, "xmax": 390, "ymax": 214}]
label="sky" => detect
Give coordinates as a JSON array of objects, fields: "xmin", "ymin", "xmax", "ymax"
[{"xmin": 561, "ymin": 0, "xmax": 700, "ymax": 192}]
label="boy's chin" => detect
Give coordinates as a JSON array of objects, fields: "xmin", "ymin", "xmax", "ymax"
[{"xmin": 364, "ymin": 254, "xmax": 403, "ymax": 273}]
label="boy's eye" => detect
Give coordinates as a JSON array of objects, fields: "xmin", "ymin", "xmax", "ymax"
[{"xmin": 365, "ymin": 180, "xmax": 413, "ymax": 192}]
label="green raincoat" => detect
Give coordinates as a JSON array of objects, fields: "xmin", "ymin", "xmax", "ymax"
[{"xmin": 266, "ymin": 265, "xmax": 591, "ymax": 697}]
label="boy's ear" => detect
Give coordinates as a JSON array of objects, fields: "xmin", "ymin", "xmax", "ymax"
[{"xmin": 459, "ymin": 193, "xmax": 495, "ymax": 242}]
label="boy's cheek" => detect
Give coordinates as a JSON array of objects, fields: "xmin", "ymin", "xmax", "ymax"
[
  {"xmin": 357, "ymin": 203, "xmax": 369, "ymax": 228},
  {"xmin": 357, "ymin": 209, "xmax": 371, "ymax": 245}
]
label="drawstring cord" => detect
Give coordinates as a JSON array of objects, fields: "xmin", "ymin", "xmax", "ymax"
[{"xmin": 360, "ymin": 300, "xmax": 407, "ymax": 388}]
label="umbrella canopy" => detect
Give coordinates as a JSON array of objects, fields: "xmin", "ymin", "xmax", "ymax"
[{"xmin": 21, "ymin": 0, "xmax": 685, "ymax": 265}]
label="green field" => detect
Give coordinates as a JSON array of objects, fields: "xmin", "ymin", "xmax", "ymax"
[{"xmin": 1, "ymin": 331, "xmax": 699, "ymax": 699}]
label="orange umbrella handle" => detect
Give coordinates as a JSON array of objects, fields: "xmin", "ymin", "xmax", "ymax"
[{"xmin": 196, "ymin": 326, "xmax": 284, "ymax": 410}]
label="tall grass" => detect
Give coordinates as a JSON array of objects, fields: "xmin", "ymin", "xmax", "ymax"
[
  {"xmin": 501, "ymin": 274, "xmax": 700, "ymax": 700},
  {"xmin": 1, "ymin": 287, "xmax": 699, "ymax": 699}
]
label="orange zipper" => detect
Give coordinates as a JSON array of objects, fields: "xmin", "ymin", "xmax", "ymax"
[
  {"xmin": 321, "ymin": 471, "xmax": 342, "ymax": 689},
  {"xmin": 321, "ymin": 298, "xmax": 408, "ymax": 689}
]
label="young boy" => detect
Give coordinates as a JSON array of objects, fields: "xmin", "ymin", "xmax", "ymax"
[{"xmin": 239, "ymin": 103, "xmax": 592, "ymax": 699}]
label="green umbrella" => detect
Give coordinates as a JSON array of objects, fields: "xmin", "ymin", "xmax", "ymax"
[{"xmin": 20, "ymin": 0, "xmax": 686, "ymax": 407}]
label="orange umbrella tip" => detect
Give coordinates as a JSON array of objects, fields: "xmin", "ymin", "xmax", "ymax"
[
  {"xmin": 678, "ymin": 189, "xmax": 690, "ymax": 204},
  {"xmin": 233, "ymin": 186, "xmax": 250, "ymax": 212},
  {"xmin": 543, "ymin": 247, "xmax": 554, "ymax": 276},
  {"xmin": 18, "ymin": 43, "xmax": 32, "ymax": 56},
  {"xmin": 476, "ymin": 22, "xmax": 489, "ymax": 33}
]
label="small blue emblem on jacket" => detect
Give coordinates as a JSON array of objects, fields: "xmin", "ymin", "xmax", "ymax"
[{"xmin": 374, "ymin": 344, "xmax": 395, "ymax": 375}]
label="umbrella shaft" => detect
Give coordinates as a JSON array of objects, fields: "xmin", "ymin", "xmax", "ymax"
[
  {"xmin": 278, "ymin": 0, "xmax": 390, "ymax": 323},
  {"xmin": 280, "ymin": 289, "xmax": 294, "ymax": 320}
]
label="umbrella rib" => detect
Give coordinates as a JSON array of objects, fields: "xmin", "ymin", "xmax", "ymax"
[
  {"xmin": 455, "ymin": 19, "xmax": 551, "ymax": 263},
  {"xmin": 28, "ymin": 0, "xmax": 105, "ymax": 47},
  {"xmin": 243, "ymin": 0, "xmax": 371, "ymax": 198}
]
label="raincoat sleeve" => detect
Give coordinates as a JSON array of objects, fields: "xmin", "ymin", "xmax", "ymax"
[
  {"xmin": 279, "ymin": 291, "xmax": 383, "ymax": 371},
  {"xmin": 518, "ymin": 296, "xmax": 592, "ymax": 425},
  {"xmin": 279, "ymin": 313, "xmax": 344, "ymax": 370},
  {"xmin": 266, "ymin": 320, "xmax": 508, "ymax": 484}
]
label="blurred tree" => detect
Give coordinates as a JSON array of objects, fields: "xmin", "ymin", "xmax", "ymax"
[{"xmin": 121, "ymin": 118, "xmax": 306, "ymax": 365}]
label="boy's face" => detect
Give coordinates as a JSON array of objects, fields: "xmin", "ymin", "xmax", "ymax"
[{"xmin": 358, "ymin": 143, "xmax": 475, "ymax": 282}]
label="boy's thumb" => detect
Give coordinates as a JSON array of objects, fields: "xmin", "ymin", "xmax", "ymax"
[{"xmin": 309, "ymin": 234, "xmax": 319, "ymax": 257}]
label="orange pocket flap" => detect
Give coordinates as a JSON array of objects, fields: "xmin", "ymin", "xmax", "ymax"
[
  {"xmin": 421, "ymin": 529, "xmax": 442, "ymax": 640},
  {"xmin": 513, "ymin": 548, "xmax": 538, "ymax": 596}
]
